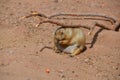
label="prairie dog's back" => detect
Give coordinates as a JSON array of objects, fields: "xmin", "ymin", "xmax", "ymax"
[{"xmin": 70, "ymin": 28, "xmax": 86, "ymax": 45}]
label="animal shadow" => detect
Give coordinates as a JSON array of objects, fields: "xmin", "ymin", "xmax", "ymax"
[{"xmin": 89, "ymin": 28, "xmax": 103, "ymax": 48}]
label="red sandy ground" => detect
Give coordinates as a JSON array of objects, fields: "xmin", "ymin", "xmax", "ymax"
[{"xmin": 0, "ymin": 0, "xmax": 120, "ymax": 80}]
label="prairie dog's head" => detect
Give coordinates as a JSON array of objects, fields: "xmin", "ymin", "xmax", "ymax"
[{"xmin": 55, "ymin": 28, "xmax": 66, "ymax": 41}]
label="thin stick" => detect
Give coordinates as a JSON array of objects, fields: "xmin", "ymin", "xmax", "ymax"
[
  {"xmin": 37, "ymin": 19, "xmax": 91, "ymax": 30},
  {"xmin": 40, "ymin": 46, "xmax": 53, "ymax": 52},
  {"xmin": 21, "ymin": 12, "xmax": 120, "ymax": 31},
  {"xmin": 49, "ymin": 13, "xmax": 117, "ymax": 23}
]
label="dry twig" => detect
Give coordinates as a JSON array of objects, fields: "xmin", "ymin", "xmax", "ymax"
[{"xmin": 20, "ymin": 11, "xmax": 120, "ymax": 31}]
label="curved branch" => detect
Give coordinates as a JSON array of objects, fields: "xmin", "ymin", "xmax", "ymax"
[
  {"xmin": 49, "ymin": 13, "xmax": 118, "ymax": 23},
  {"xmin": 21, "ymin": 11, "xmax": 120, "ymax": 31}
]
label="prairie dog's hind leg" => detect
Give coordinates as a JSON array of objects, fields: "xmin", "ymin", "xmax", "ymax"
[{"xmin": 70, "ymin": 45, "xmax": 85, "ymax": 57}]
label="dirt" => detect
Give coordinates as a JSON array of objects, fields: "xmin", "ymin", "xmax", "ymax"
[{"xmin": 0, "ymin": 0, "xmax": 120, "ymax": 80}]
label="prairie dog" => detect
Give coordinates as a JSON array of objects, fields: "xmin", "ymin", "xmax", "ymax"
[{"xmin": 54, "ymin": 27, "xmax": 86, "ymax": 57}]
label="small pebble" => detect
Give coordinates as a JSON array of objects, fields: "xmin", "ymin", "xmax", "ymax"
[
  {"xmin": 57, "ymin": 69, "xmax": 64, "ymax": 73},
  {"xmin": 36, "ymin": 51, "xmax": 38, "ymax": 54},
  {"xmin": 24, "ymin": 45, "xmax": 26, "ymax": 47},
  {"xmin": 9, "ymin": 50, "xmax": 14, "ymax": 54},
  {"xmin": 84, "ymin": 58, "xmax": 89, "ymax": 62},
  {"xmin": 0, "ymin": 47, "xmax": 3, "ymax": 50},
  {"xmin": 27, "ymin": 78, "xmax": 31, "ymax": 80},
  {"xmin": 61, "ymin": 74, "xmax": 65, "ymax": 78},
  {"xmin": 45, "ymin": 69, "xmax": 50, "ymax": 73},
  {"xmin": 72, "ymin": 71, "xmax": 75, "ymax": 73}
]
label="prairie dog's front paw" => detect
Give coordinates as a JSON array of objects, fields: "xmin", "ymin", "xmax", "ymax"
[
  {"xmin": 59, "ymin": 41, "xmax": 63, "ymax": 44},
  {"xmin": 59, "ymin": 40, "xmax": 69, "ymax": 45}
]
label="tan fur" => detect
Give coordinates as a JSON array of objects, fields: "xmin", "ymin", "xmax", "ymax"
[{"xmin": 54, "ymin": 27, "xmax": 86, "ymax": 57}]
